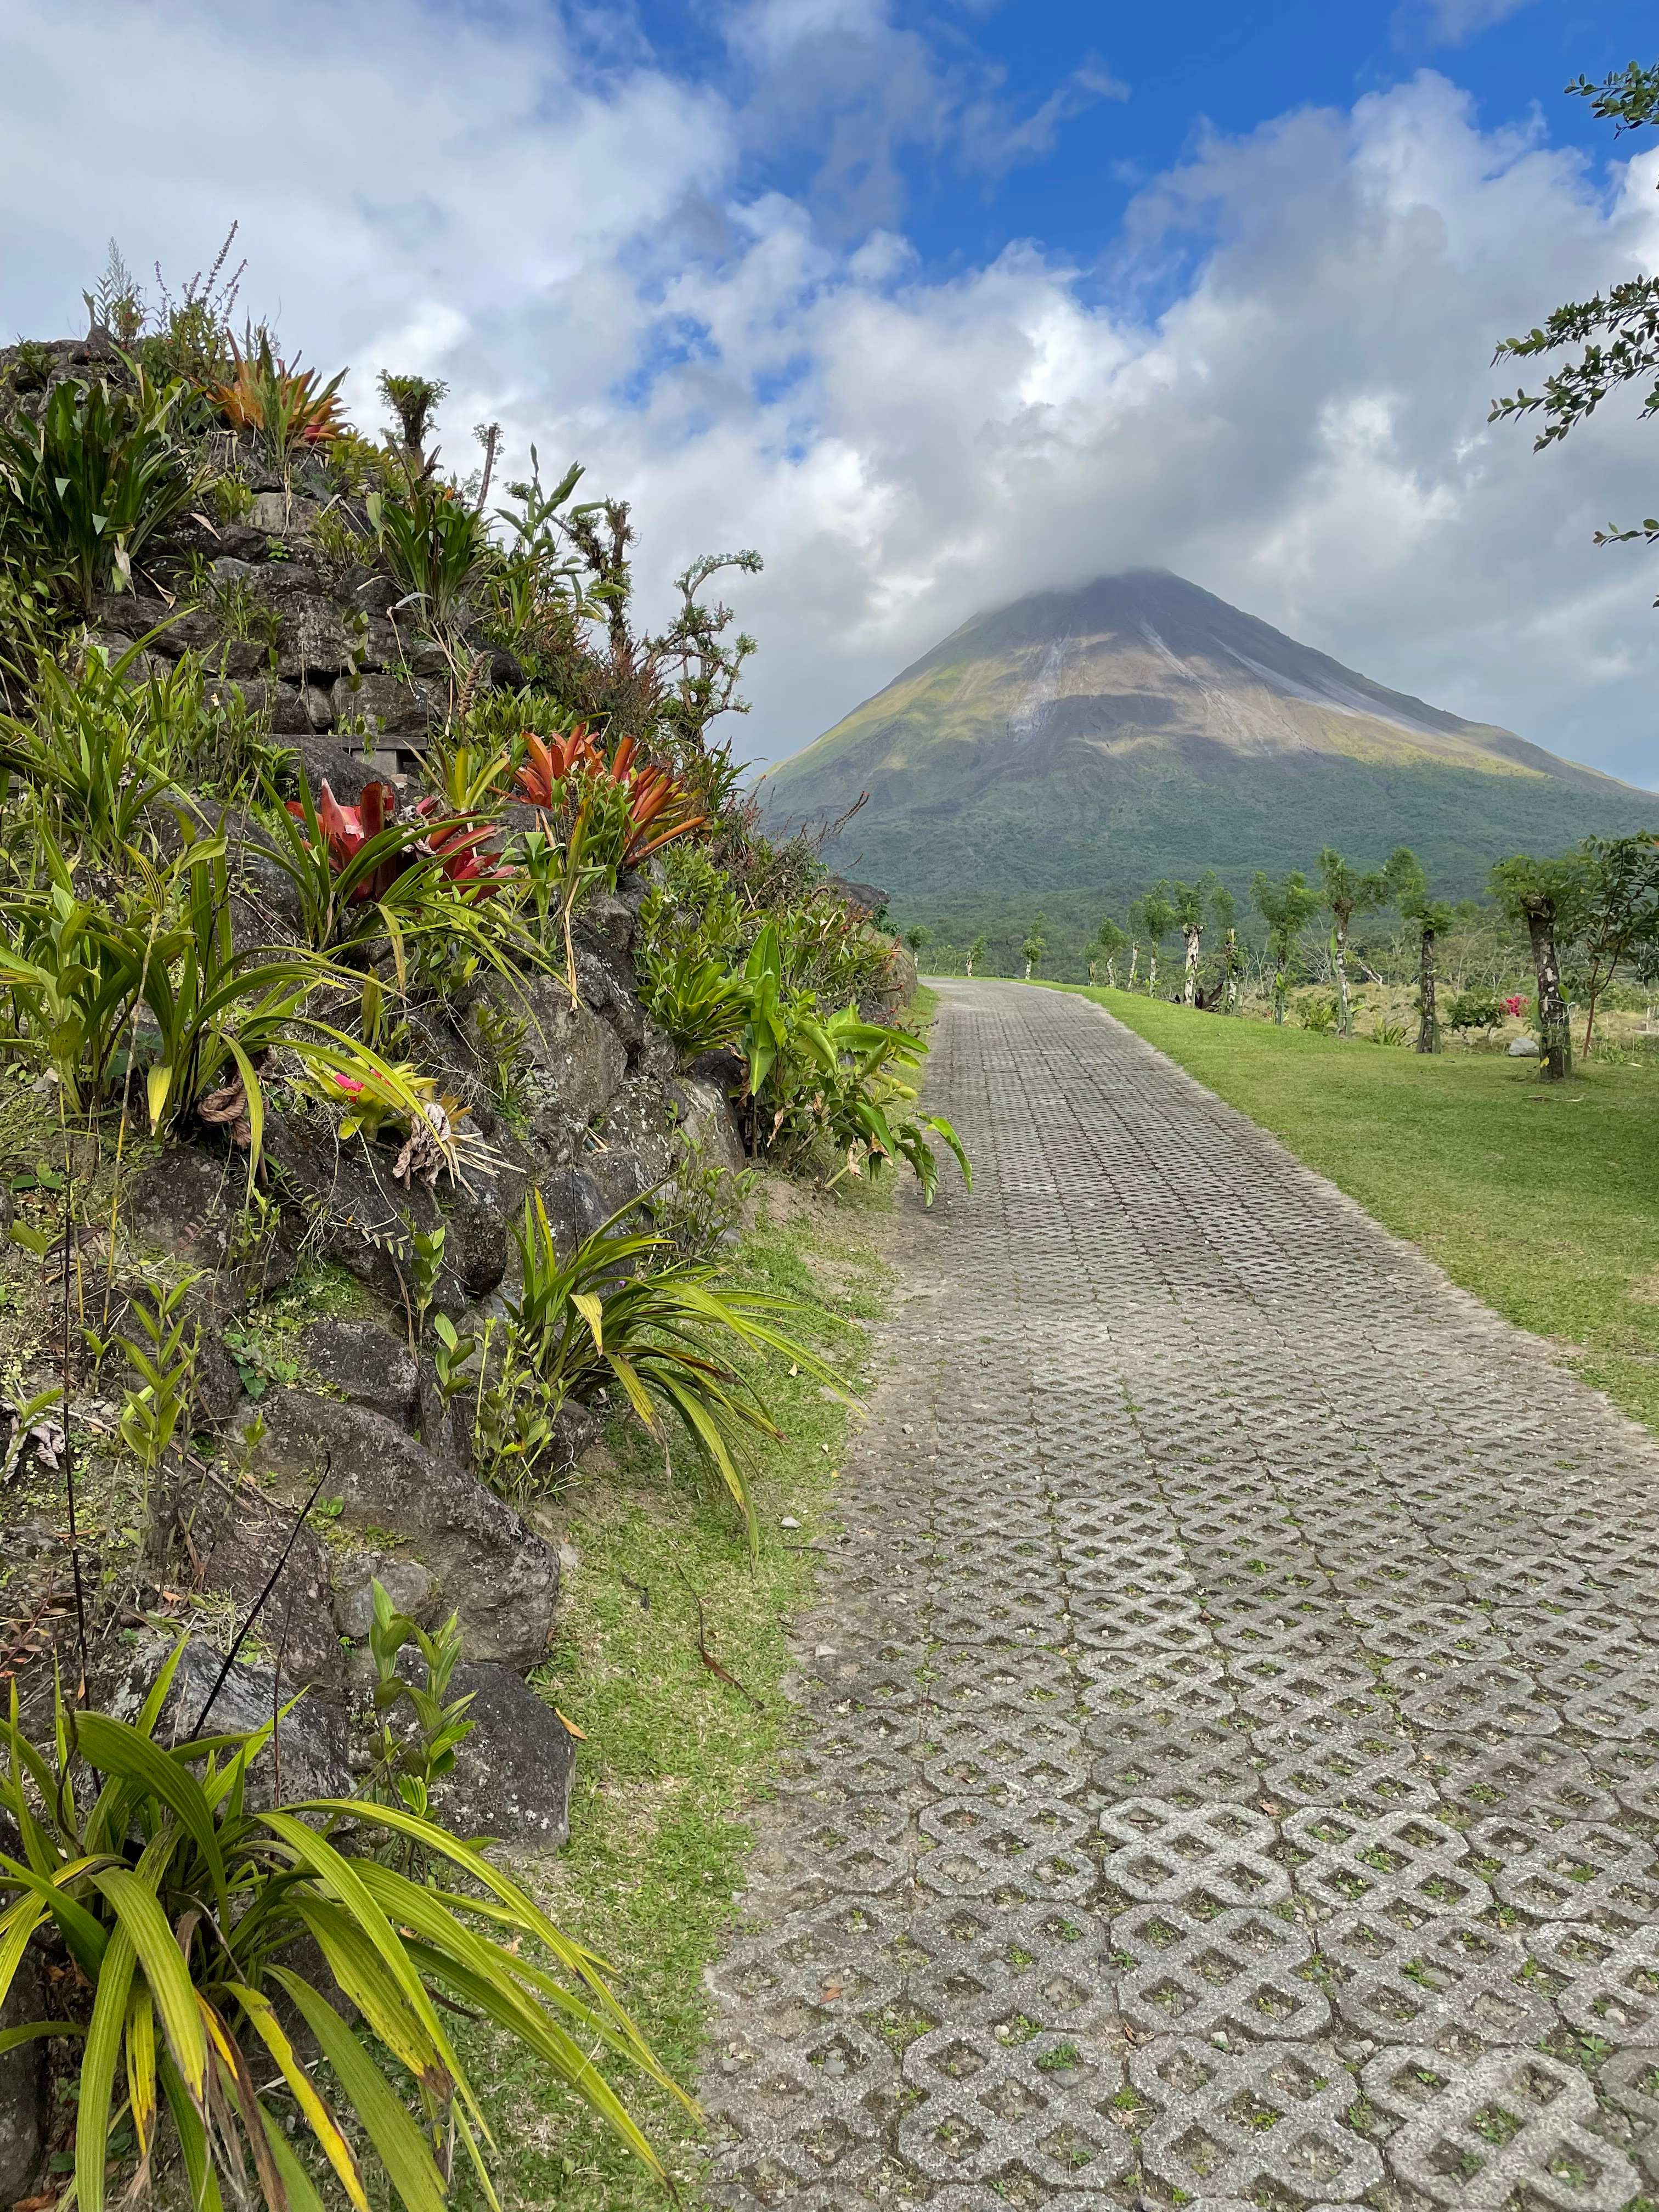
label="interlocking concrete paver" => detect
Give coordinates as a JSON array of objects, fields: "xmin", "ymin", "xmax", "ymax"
[{"xmin": 705, "ymin": 982, "xmax": 1659, "ymax": 2207}]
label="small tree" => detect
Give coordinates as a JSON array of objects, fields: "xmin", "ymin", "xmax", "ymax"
[
  {"xmin": 1571, "ymin": 836, "xmax": 1659, "ymax": 1054},
  {"xmin": 966, "ymin": 934, "xmax": 987, "ymax": 979},
  {"xmin": 1316, "ymin": 847, "xmax": 1387, "ymax": 1036},
  {"xmin": 1095, "ymin": 917, "xmax": 1128, "ymax": 990},
  {"xmin": 1209, "ymin": 878, "xmax": 1242, "ymax": 1012},
  {"xmin": 1163, "ymin": 879, "xmax": 1206, "ymax": 1005},
  {"xmin": 904, "ymin": 923, "xmax": 930, "ymax": 960},
  {"xmin": 1490, "ymin": 853, "xmax": 1590, "ymax": 1079},
  {"xmin": 1131, "ymin": 889, "xmax": 1176, "ymax": 995},
  {"xmin": 1251, "ymin": 870, "xmax": 1320, "ymax": 1024},
  {"xmin": 1385, "ymin": 847, "xmax": 1454, "ymax": 1054},
  {"xmin": 1021, "ymin": 925, "xmax": 1046, "ymax": 980}
]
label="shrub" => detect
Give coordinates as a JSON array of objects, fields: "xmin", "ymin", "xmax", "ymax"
[
  {"xmin": 0, "ymin": 1650, "xmax": 682, "ymax": 2212},
  {"xmin": 1298, "ymin": 994, "xmax": 1338, "ymax": 1034},
  {"xmin": 1446, "ymin": 990, "xmax": 1503, "ymax": 1037},
  {"xmin": 439, "ymin": 1191, "xmax": 844, "ymax": 1541},
  {"xmin": 0, "ymin": 366, "xmax": 197, "ymax": 611}
]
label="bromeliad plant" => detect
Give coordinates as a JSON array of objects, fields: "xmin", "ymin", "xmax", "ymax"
[
  {"xmin": 261, "ymin": 775, "xmax": 527, "ymax": 989},
  {"xmin": 514, "ymin": 725, "xmax": 706, "ymax": 876},
  {"xmin": 293, "ymin": 1039, "xmax": 499, "ymax": 1190},
  {"xmin": 0, "ymin": 1650, "xmax": 685, "ymax": 2212},
  {"xmin": 208, "ymin": 331, "xmax": 347, "ymax": 464}
]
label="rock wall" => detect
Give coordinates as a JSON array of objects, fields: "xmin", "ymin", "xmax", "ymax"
[{"xmin": 63, "ymin": 459, "xmax": 754, "ymax": 1842}]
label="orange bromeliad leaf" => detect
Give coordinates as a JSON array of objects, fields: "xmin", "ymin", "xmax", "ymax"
[{"xmin": 511, "ymin": 725, "xmax": 706, "ymax": 867}]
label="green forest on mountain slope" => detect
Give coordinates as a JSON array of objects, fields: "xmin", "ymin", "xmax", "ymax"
[{"xmin": 811, "ymin": 749, "xmax": 1659, "ymax": 977}]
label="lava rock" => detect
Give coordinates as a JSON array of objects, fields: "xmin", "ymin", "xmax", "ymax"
[
  {"xmin": 111, "ymin": 1637, "xmax": 353, "ymax": 1807},
  {"xmin": 250, "ymin": 1392, "xmax": 558, "ymax": 1669},
  {"xmin": 507, "ymin": 977, "xmax": 628, "ymax": 1139},
  {"xmin": 0, "ymin": 1948, "xmax": 46, "ymax": 2200},
  {"xmin": 182, "ymin": 1485, "xmax": 348, "ymax": 1713},
  {"xmin": 331, "ymin": 1550, "xmax": 439, "ymax": 1640},
  {"xmin": 298, "ymin": 1317, "xmax": 420, "ymax": 1427},
  {"xmin": 1507, "ymin": 1036, "xmax": 1542, "ymax": 1058},
  {"xmin": 424, "ymin": 1662, "xmax": 577, "ymax": 1848}
]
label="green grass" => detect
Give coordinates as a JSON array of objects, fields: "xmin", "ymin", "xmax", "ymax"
[
  {"xmin": 464, "ymin": 1176, "xmax": 891, "ymax": 2208},
  {"xmin": 1041, "ymin": 984, "xmax": 1659, "ymax": 1435}
]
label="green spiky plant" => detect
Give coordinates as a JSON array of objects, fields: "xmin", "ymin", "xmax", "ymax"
[
  {"xmin": 454, "ymin": 1189, "xmax": 848, "ymax": 1545},
  {"xmin": 0, "ymin": 1648, "xmax": 685, "ymax": 2212},
  {"xmin": 0, "ymin": 365, "xmax": 198, "ymax": 612}
]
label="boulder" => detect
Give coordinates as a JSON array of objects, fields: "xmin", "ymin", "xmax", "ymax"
[
  {"xmin": 247, "ymin": 492, "xmax": 321, "ymax": 539},
  {"xmin": 180, "ymin": 1483, "xmax": 348, "ymax": 1714},
  {"xmin": 126, "ymin": 1147, "xmax": 244, "ymax": 1273},
  {"xmin": 299, "ymin": 1317, "xmax": 420, "ymax": 1427},
  {"xmin": 331, "ymin": 1550, "xmax": 439, "ymax": 1640},
  {"xmin": 422, "ymin": 1662, "xmax": 577, "ymax": 1848},
  {"xmin": 571, "ymin": 929, "xmax": 647, "ymax": 1054},
  {"xmin": 263, "ymin": 1108, "xmax": 514, "ymax": 1314},
  {"xmin": 1507, "ymin": 1036, "xmax": 1542, "ymax": 1058},
  {"xmin": 331, "ymin": 670, "xmax": 441, "ymax": 736},
  {"xmin": 586, "ymin": 1075, "xmax": 680, "ymax": 1215},
  {"xmin": 507, "ymin": 977, "xmax": 628, "ymax": 1139},
  {"xmin": 125, "ymin": 1146, "xmax": 294, "ymax": 1297},
  {"xmin": 250, "ymin": 1392, "xmax": 559, "ymax": 1669},
  {"xmin": 111, "ymin": 1637, "xmax": 353, "ymax": 1807},
  {"xmin": 0, "ymin": 1946, "xmax": 45, "ymax": 2200},
  {"xmin": 676, "ymin": 1075, "xmax": 748, "ymax": 1176}
]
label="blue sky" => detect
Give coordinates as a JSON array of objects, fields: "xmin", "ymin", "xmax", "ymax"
[
  {"xmin": 2, "ymin": 0, "xmax": 1657, "ymax": 783},
  {"xmin": 678, "ymin": 0, "xmax": 1656, "ymax": 279}
]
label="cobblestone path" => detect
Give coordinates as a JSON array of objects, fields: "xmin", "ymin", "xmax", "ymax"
[{"xmin": 705, "ymin": 981, "xmax": 1659, "ymax": 2211}]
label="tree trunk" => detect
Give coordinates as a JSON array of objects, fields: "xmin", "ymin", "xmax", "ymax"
[
  {"xmin": 1088, "ymin": 961, "xmax": 1098, "ymax": 984},
  {"xmin": 1224, "ymin": 928, "xmax": 1239, "ymax": 1013},
  {"xmin": 1106, "ymin": 958, "xmax": 1117, "ymax": 989},
  {"xmin": 1333, "ymin": 922, "xmax": 1351, "ymax": 1036},
  {"xmin": 1023, "ymin": 957, "xmax": 1032, "ymax": 979},
  {"xmin": 1128, "ymin": 945, "xmax": 1139, "ymax": 990},
  {"xmin": 1182, "ymin": 927, "xmax": 1200, "ymax": 1006},
  {"xmin": 1148, "ymin": 952, "xmax": 1158, "ymax": 994},
  {"xmin": 1415, "ymin": 924, "xmax": 1441, "ymax": 1053},
  {"xmin": 1527, "ymin": 911, "xmax": 1572, "ymax": 1080}
]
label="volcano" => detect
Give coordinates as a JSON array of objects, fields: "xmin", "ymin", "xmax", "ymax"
[{"xmin": 760, "ymin": 569, "xmax": 1659, "ymax": 941}]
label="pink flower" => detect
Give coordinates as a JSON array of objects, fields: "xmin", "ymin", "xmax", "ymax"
[
  {"xmin": 331, "ymin": 1073, "xmax": 365, "ymax": 1097},
  {"xmin": 1502, "ymin": 995, "xmax": 1523, "ymax": 1017}
]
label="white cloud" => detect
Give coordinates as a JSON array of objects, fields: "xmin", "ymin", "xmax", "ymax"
[
  {"xmin": 0, "ymin": 5, "xmax": 1655, "ymax": 789},
  {"xmin": 1418, "ymin": 0, "xmax": 1538, "ymax": 46}
]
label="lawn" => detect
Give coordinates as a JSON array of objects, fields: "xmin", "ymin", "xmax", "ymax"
[{"xmin": 1043, "ymin": 985, "xmax": 1659, "ymax": 1437}]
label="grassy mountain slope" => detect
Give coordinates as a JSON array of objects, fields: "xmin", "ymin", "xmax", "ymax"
[{"xmin": 763, "ymin": 570, "xmax": 1659, "ymax": 957}]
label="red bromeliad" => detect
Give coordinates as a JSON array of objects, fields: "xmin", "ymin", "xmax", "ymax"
[
  {"xmin": 512, "ymin": 726, "xmax": 706, "ymax": 866},
  {"xmin": 287, "ymin": 780, "xmax": 514, "ymax": 902}
]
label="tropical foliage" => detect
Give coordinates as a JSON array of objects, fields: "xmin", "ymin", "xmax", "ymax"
[{"xmin": 0, "ymin": 1653, "xmax": 681, "ymax": 2212}]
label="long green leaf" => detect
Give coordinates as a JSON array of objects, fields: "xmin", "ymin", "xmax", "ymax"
[
  {"xmin": 89, "ymin": 1868, "xmax": 209, "ymax": 2107},
  {"xmin": 268, "ymin": 1972, "xmax": 449, "ymax": 2212},
  {"xmin": 72, "ymin": 1713, "xmax": 227, "ymax": 1910},
  {"xmin": 76, "ymin": 1922, "xmax": 136, "ymax": 2212}
]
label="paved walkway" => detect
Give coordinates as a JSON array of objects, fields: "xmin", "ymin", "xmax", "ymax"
[{"xmin": 706, "ymin": 981, "xmax": 1659, "ymax": 2210}]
